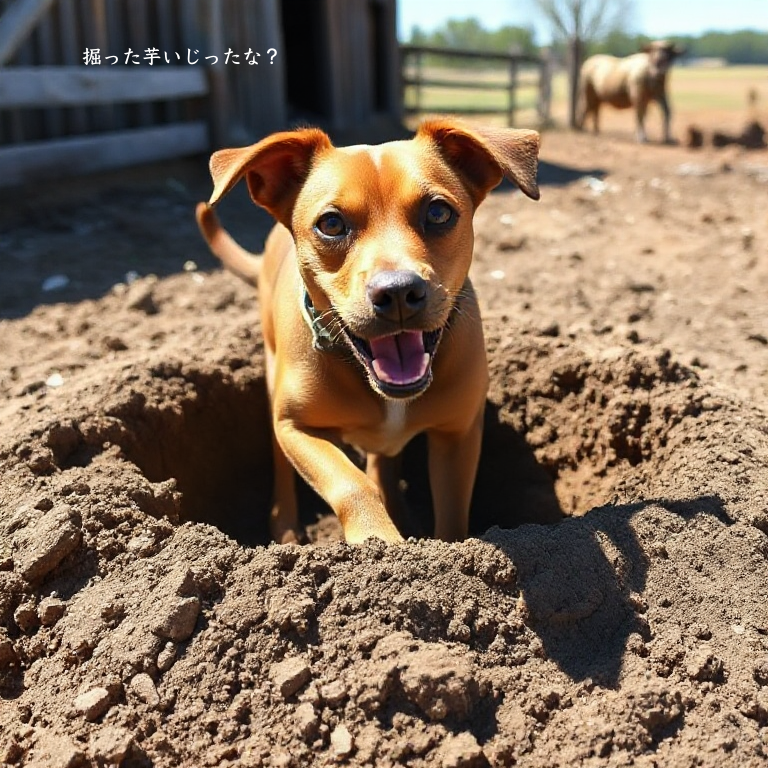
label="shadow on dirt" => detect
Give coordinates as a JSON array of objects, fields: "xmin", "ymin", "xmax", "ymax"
[
  {"xmin": 494, "ymin": 159, "xmax": 606, "ymax": 194},
  {"xmin": 2, "ymin": 153, "xmax": 605, "ymax": 319},
  {"xmin": 399, "ymin": 401, "xmax": 564, "ymax": 538},
  {"xmin": 486, "ymin": 494, "xmax": 730, "ymax": 686},
  {"xmin": 0, "ymin": 167, "xmax": 270, "ymax": 320}
]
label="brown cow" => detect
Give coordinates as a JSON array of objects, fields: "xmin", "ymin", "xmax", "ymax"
[{"xmin": 577, "ymin": 41, "xmax": 686, "ymax": 143}]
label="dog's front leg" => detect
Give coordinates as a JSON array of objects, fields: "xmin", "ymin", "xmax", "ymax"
[
  {"xmin": 428, "ymin": 407, "xmax": 484, "ymax": 542},
  {"xmin": 269, "ymin": 430, "xmax": 300, "ymax": 544},
  {"xmin": 275, "ymin": 420, "xmax": 404, "ymax": 545},
  {"xmin": 366, "ymin": 453, "xmax": 407, "ymax": 532}
]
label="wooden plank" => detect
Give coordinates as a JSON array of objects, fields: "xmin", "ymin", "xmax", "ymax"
[
  {"xmin": 0, "ymin": 66, "xmax": 209, "ymax": 108},
  {"xmin": 0, "ymin": 0, "xmax": 55, "ymax": 64},
  {"xmin": 259, "ymin": 0, "xmax": 286, "ymax": 133},
  {"xmin": 0, "ymin": 121, "xmax": 209, "ymax": 187},
  {"xmin": 178, "ymin": 0, "xmax": 202, "ymax": 126},
  {"xmin": 382, "ymin": 0, "xmax": 399, "ymax": 116},
  {"xmin": 206, "ymin": 0, "xmax": 227, "ymax": 147},
  {"xmin": 352, "ymin": 0, "xmax": 368, "ymax": 122},
  {"xmin": 238, "ymin": 0, "xmax": 254, "ymax": 134},
  {"xmin": 155, "ymin": 0, "xmax": 179, "ymax": 122},
  {"xmin": 7, "ymin": 3, "xmax": 35, "ymax": 141},
  {"xmin": 401, "ymin": 44, "xmax": 540, "ymax": 65},
  {"xmin": 402, "ymin": 77, "xmax": 514, "ymax": 91},
  {"xmin": 126, "ymin": 0, "xmax": 152, "ymax": 125},
  {"xmin": 507, "ymin": 59, "xmax": 517, "ymax": 126},
  {"xmin": 82, "ymin": 0, "xmax": 115, "ymax": 130},
  {"xmin": 58, "ymin": 0, "xmax": 88, "ymax": 133},
  {"xmin": 104, "ymin": 0, "xmax": 128, "ymax": 129},
  {"xmin": 324, "ymin": 0, "xmax": 344, "ymax": 129},
  {"xmin": 34, "ymin": 9, "xmax": 65, "ymax": 138},
  {"xmin": 538, "ymin": 52, "xmax": 553, "ymax": 124},
  {"xmin": 178, "ymin": 0, "xmax": 201, "ymax": 52},
  {"xmin": 403, "ymin": 105, "xmax": 512, "ymax": 116}
]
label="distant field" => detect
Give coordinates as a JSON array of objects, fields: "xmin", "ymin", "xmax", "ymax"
[
  {"xmin": 667, "ymin": 65, "xmax": 768, "ymax": 112},
  {"xmin": 404, "ymin": 63, "xmax": 768, "ymax": 134}
]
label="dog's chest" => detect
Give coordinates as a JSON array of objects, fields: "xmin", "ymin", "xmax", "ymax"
[{"xmin": 342, "ymin": 401, "xmax": 412, "ymax": 457}]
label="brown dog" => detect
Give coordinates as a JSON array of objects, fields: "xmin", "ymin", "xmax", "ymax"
[{"xmin": 196, "ymin": 120, "xmax": 540, "ymax": 544}]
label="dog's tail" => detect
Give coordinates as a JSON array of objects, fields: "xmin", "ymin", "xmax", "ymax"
[{"xmin": 195, "ymin": 202, "xmax": 261, "ymax": 287}]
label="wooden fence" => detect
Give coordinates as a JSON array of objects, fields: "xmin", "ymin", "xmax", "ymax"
[
  {"xmin": 400, "ymin": 45, "xmax": 552, "ymax": 127},
  {"xmin": 0, "ymin": 0, "xmax": 285, "ymax": 188}
]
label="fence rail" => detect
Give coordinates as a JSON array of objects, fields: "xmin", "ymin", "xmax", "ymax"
[
  {"xmin": 0, "ymin": 0, "xmax": 286, "ymax": 187},
  {"xmin": 400, "ymin": 44, "xmax": 551, "ymax": 127}
]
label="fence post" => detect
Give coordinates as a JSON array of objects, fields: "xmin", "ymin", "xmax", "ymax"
[
  {"xmin": 537, "ymin": 47, "xmax": 553, "ymax": 126},
  {"xmin": 567, "ymin": 35, "xmax": 583, "ymax": 129},
  {"xmin": 506, "ymin": 57, "xmax": 517, "ymax": 126},
  {"xmin": 207, "ymin": 0, "xmax": 229, "ymax": 148},
  {"xmin": 414, "ymin": 49, "xmax": 422, "ymax": 115}
]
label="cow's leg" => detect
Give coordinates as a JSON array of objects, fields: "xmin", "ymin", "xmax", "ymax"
[
  {"xmin": 633, "ymin": 95, "xmax": 648, "ymax": 143},
  {"xmin": 575, "ymin": 92, "xmax": 586, "ymax": 130},
  {"xmin": 658, "ymin": 94, "xmax": 673, "ymax": 143},
  {"xmin": 585, "ymin": 86, "xmax": 600, "ymax": 133}
]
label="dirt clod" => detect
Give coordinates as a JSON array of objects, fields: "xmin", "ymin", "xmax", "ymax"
[
  {"xmin": 89, "ymin": 727, "xmax": 133, "ymax": 764},
  {"xmin": 271, "ymin": 657, "xmax": 312, "ymax": 699},
  {"xmin": 38, "ymin": 597, "xmax": 66, "ymax": 627},
  {"xmin": 294, "ymin": 701, "xmax": 320, "ymax": 741},
  {"xmin": 74, "ymin": 688, "xmax": 112, "ymax": 722},
  {"xmin": 330, "ymin": 723, "xmax": 355, "ymax": 758},
  {"xmin": 129, "ymin": 672, "xmax": 160, "ymax": 707},
  {"xmin": 13, "ymin": 602, "xmax": 39, "ymax": 634},
  {"xmin": 152, "ymin": 596, "xmax": 201, "ymax": 642},
  {"xmin": 437, "ymin": 732, "xmax": 485, "ymax": 768},
  {"xmin": 397, "ymin": 643, "xmax": 480, "ymax": 721},
  {"xmin": 13, "ymin": 505, "xmax": 82, "ymax": 584}
]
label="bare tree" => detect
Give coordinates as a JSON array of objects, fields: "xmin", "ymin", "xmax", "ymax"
[
  {"xmin": 534, "ymin": 0, "xmax": 632, "ymax": 42},
  {"xmin": 533, "ymin": 0, "xmax": 634, "ymax": 127}
]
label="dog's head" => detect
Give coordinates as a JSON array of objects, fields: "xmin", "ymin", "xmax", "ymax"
[
  {"xmin": 642, "ymin": 40, "xmax": 686, "ymax": 77},
  {"xmin": 206, "ymin": 120, "xmax": 540, "ymax": 399}
]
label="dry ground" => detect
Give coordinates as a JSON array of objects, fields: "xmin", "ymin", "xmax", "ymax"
[{"xmin": 1, "ymin": 125, "xmax": 767, "ymax": 767}]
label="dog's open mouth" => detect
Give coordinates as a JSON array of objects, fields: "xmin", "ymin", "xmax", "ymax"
[{"xmin": 344, "ymin": 328, "xmax": 443, "ymax": 398}]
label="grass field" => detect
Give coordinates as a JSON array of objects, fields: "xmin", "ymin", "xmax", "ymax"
[{"xmin": 404, "ymin": 63, "xmax": 768, "ymax": 134}]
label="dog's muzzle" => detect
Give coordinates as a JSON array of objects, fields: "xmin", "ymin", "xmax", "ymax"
[{"xmin": 303, "ymin": 269, "xmax": 448, "ymax": 399}]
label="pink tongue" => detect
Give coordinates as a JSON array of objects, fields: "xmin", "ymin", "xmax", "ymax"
[{"xmin": 370, "ymin": 331, "xmax": 429, "ymax": 385}]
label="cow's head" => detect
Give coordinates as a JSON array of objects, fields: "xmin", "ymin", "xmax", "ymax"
[{"xmin": 642, "ymin": 40, "xmax": 686, "ymax": 77}]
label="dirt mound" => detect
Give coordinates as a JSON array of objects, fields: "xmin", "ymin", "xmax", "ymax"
[
  {"xmin": 1, "ymin": 131, "xmax": 768, "ymax": 766},
  {"xmin": 1, "ymin": 270, "xmax": 767, "ymax": 767}
]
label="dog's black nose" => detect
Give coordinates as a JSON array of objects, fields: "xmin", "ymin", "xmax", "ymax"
[{"xmin": 367, "ymin": 270, "xmax": 427, "ymax": 322}]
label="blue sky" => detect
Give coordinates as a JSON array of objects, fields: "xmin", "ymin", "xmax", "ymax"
[{"xmin": 397, "ymin": 0, "xmax": 768, "ymax": 42}]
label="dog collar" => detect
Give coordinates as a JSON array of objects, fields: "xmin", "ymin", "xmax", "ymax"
[{"xmin": 301, "ymin": 289, "xmax": 341, "ymax": 352}]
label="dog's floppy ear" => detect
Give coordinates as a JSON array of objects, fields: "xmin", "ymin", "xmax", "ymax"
[
  {"xmin": 417, "ymin": 119, "xmax": 540, "ymax": 204},
  {"xmin": 207, "ymin": 128, "xmax": 333, "ymax": 225}
]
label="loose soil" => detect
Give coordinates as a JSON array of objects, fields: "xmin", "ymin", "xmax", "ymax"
[{"xmin": 1, "ymin": 128, "xmax": 767, "ymax": 767}]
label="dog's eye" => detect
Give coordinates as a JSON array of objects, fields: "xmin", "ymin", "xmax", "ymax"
[
  {"xmin": 315, "ymin": 212, "xmax": 347, "ymax": 238},
  {"xmin": 425, "ymin": 200, "xmax": 453, "ymax": 228}
]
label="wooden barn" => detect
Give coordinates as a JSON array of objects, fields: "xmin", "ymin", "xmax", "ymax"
[{"xmin": 0, "ymin": 0, "xmax": 401, "ymax": 187}]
